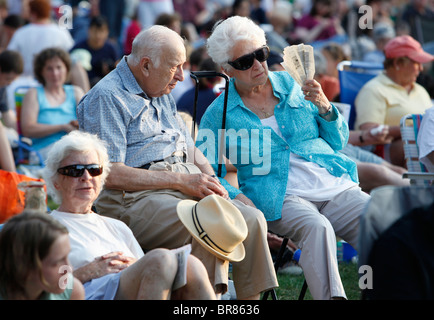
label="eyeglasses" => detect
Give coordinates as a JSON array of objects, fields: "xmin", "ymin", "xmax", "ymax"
[
  {"xmin": 57, "ymin": 164, "xmax": 103, "ymax": 178},
  {"xmin": 228, "ymin": 46, "xmax": 270, "ymax": 71}
]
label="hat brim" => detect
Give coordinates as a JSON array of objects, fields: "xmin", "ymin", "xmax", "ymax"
[
  {"xmin": 177, "ymin": 199, "xmax": 246, "ymax": 262},
  {"xmin": 408, "ymin": 51, "xmax": 434, "ymax": 64}
]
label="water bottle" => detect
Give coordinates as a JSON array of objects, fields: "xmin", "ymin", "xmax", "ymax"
[{"xmin": 29, "ymin": 151, "xmax": 39, "ymax": 165}]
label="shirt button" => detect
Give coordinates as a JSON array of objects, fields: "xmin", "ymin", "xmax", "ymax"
[
  {"xmin": 285, "ymin": 146, "xmax": 289, "ymax": 150},
  {"xmin": 309, "ymin": 155, "xmax": 312, "ymax": 159},
  {"xmin": 281, "ymin": 125, "xmax": 285, "ymax": 129}
]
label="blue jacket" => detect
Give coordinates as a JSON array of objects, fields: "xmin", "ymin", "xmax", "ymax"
[{"xmin": 196, "ymin": 71, "xmax": 358, "ymax": 221}]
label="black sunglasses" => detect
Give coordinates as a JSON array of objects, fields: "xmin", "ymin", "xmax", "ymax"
[
  {"xmin": 57, "ymin": 164, "xmax": 103, "ymax": 178},
  {"xmin": 228, "ymin": 46, "xmax": 270, "ymax": 71}
]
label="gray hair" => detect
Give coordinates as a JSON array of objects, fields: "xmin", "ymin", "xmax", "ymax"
[
  {"xmin": 129, "ymin": 25, "xmax": 185, "ymax": 68},
  {"xmin": 206, "ymin": 16, "xmax": 267, "ymax": 71},
  {"xmin": 42, "ymin": 130, "xmax": 111, "ymax": 204}
]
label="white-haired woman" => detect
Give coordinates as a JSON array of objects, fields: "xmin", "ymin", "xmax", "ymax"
[
  {"xmin": 197, "ymin": 15, "xmax": 371, "ymax": 300},
  {"xmin": 43, "ymin": 130, "xmax": 215, "ymax": 300}
]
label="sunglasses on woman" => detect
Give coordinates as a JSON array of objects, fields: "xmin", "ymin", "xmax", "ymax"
[
  {"xmin": 228, "ymin": 46, "xmax": 270, "ymax": 71},
  {"xmin": 57, "ymin": 164, "xmax": 103, "ymax": 178}
]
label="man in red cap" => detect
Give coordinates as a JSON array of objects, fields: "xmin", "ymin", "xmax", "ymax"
[{"xmin": 354, "ymin": 35, "xmax": 434, "ymax": 167}]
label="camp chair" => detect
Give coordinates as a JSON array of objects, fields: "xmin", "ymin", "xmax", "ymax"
[
  {"xmin": 12, "ymin": 86, "xmax": 44, "ymax": 169},
  {"xmin": 400, "ymin": 114, "xmax": 434, "ymax": 186},
  {"xmin": 191, "ymin": 71, "xmax": 308, "ymax": 300},
  {"xmin": 337, "ymin": 60, "xmax": 383, "ymax": 130},
  {"xmin": 357, "ymin": 185, "xmax": 434, "ymax": 299}
]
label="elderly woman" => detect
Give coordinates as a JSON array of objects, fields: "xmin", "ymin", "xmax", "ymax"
[
  {"xmin": 0, "ymin": 210, "xmax": 84, "ymax": 300},
  {"xmin": 355, "ymin": 35, "xmax": 434, "ymax": 167},
  {"xmin": 197, "ymin": 16, "xmax": 371, "ymax": 300},
  {"xmin": 42, "ymin": 130, "xmax": 216, "ymax": 300},
  {"xmin": 20, "ymin": 47, "xmax": 84, "ymax": 161}
]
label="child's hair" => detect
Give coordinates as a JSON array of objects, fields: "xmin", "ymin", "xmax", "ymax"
[{"xmin": 0, "ymin": 211, "xmax": 68, "ymax": 299}]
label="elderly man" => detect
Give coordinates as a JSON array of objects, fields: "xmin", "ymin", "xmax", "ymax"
[{"xmin": 77, "ymin": 25, "xmax": 278, "ymax": 299}]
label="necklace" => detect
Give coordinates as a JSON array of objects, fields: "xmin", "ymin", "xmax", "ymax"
[{"xmin": 244, "ymin": 102, "xmax": 274, "ymax": 119}]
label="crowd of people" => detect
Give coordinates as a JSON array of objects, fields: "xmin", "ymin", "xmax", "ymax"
[{"xmin": 0, "ymin": 0, "xmax": 433, "ymax": 300}]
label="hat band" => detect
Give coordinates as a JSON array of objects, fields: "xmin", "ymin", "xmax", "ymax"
[{"xmin": 192, "ymin": 204, "xmax": 230, "ymax": 255}]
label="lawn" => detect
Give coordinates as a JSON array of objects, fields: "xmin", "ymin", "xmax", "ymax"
[{"xmin": 273, "ymin": 261, "xmax": 361, "ymax": 300}]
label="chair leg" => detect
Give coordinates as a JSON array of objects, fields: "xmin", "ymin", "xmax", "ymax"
[{"xmin": 262, "ymin": 237, "xmax": 308, "ymax": 300}]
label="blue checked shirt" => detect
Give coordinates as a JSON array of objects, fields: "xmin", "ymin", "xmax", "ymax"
[
  {"xmin": 197, "ymin": 71, "xmax": 358, "ymax": 221},
  {"xmin": 77, "ymin": 57, "xmax": 194, "ymax": 168}
]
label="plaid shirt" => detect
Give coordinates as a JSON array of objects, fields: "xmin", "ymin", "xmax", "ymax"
[{"xmin": 77, "ymin": 57, "xmax": 193, "ymax": 168}]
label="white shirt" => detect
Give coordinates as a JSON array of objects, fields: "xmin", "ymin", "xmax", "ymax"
[
  {"xmin": 50, "ymin": 210, "xmax": 144, "ymax": 269},
  {"xmin": 261, "ymin": 115, "xmax": 356, "ymax": 201},
  {"xmin": 7, "ymin": 23, "xmax": 74, "ymax": 77}
]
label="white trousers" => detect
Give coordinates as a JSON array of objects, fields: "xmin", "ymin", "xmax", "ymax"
[{"xmin": 267, "ymin": 185, "xmax": 370, "ymax": 300}]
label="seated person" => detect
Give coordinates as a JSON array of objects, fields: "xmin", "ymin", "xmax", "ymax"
[
  {"xmin": 71, "ymin": 16, "xmax": 119, "ymax": 87},
  {"xmin": 0, "ymin": 50, "xmax": 23, "ymax": 131},
  {"xmin": 43, "ymin": 130, "xmax": 217, "ymax": 300},
  {"xmin": 77, "ymin": 25, "xmax": 278, "ymax": 300},
  {"xmin": 344, "ymin": 127, "xmax": 409, "ymax": 192},
  {"xmin": 0, "ymin": 210, "xmax": 85, "ymax": 300},
  {"xmin": 418, "ymin": 106, "xmax": 434, "ymax": 172},
  {"xmin": 354, "ymin": 35, "xmax": 434, "ymax": 167},
  {"xmin": 177, "ymin": 57, "xmax": 220, "ymax": 126},
  {"xmin": 200, "ymin": 16, "xmax": 370, "ymax": 300},
  {"xmin": 20, "ymin": 48, "xmax": 84, "ymax": 161}
]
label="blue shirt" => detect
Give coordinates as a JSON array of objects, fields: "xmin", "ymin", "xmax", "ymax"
[
  {"xmin": 77, "ymin": 57, "xmax": 194, "ymax": 168},
  {"xmin": 197, "ymin": 71, "xmax": 358, "ymax": 221},
  {"xmin": 32, "ymin": 84, "xmax": 77, "ymax": 151}
]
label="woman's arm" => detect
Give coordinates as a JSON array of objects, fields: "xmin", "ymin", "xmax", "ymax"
[
  {"xmin": 73, "ymin": 251, "xmax": 136, "ymax": 283},
  {"xmin": 0, "ymin": 122, "xmax": 16, "ymax": 171},
  {"xmin": 20, "ymin": 88, "xmax": 76, "ymax": 138}
]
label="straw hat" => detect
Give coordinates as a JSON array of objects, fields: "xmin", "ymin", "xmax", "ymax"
[{"xmin": 177, "ymin": 195, "xmax": 248, "ymax": 262}]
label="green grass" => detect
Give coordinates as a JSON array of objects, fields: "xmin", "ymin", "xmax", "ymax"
[{"xmin": 274, "ymin": 262, "xmax": 361, "ymax": 300}]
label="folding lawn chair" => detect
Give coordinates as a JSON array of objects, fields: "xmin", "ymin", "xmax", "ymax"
[
  {"xmin": 337, "ymin": 60, "xmax": 383, "ymax": 130},
  {"xmin": 400, "ymin": 114, "xmax": 434, "ymax": 186},
  {"xmin": 12, "ymin": 86, "xmax": 44, "ymax": 169}
]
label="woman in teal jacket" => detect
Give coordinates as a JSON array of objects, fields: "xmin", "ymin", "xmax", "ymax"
[{"xmin": 197, "ymin": 16, "xmax": 370, "ymax": 300}]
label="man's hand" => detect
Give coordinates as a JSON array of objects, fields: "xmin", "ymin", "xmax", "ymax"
[{"xmin": 179, "ymin": 173, "xmax": 229, "ymax": 200}]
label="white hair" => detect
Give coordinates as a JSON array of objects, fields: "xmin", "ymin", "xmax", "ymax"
[
  {"xmin": 42, "ymin": 130, "xmax": 111, "ymax": 204},
  {"xmin": 206, "ymin": 16, "xmax": 267, "ymax": 70},
  {"xmin": 129, "ymin": 25, "xmax": 185, "ymax": 67}
]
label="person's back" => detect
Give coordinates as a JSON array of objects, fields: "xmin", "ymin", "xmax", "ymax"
[{"xmin": 7, "ymin": 0, "xmax": 74, "ymax": 77}]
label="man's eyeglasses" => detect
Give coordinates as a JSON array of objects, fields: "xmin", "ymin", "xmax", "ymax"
[
  {"xmin": 228, "ymin": 46, "xmax": 270, "ymax": 71},
  {"xmin": 57, "ymin": 164, "xmax": 103, "ymax": 178}
]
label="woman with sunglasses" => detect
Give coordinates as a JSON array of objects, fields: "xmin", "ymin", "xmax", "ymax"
[
  {"xmin": 42, "ymin": 130, "xmax": 216, "ymax": 300},
  {"xmin": 197, "ymin": 16, "xmax": 371, "ymax": 300}
]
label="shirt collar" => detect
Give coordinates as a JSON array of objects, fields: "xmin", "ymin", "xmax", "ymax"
[{"xmin": 117, "ymin": 56, "xmax": 151, "ymax": 100}]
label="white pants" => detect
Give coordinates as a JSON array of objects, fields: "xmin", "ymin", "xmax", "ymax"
[{"xmin": 267, "ymin": 185, "xmax": 370, "ymax": 300}]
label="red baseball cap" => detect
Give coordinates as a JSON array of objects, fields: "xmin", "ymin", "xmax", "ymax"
[{"xmin": 384, "ymin": 35, "xmax": 434, "ymax": 63}]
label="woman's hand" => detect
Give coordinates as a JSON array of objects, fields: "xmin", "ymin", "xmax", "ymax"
[
  {"xmin": 74, "ymin": 251, "xmax": 137, "ymax": 283},
  {"xmin": 302, "ymin": 79, "xmax": 332, "ymax": 114}
]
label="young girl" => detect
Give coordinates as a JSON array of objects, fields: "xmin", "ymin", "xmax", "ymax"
[{"xmin": 0, "ymin": 210, "xmax": 84, "ymax": 300}]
